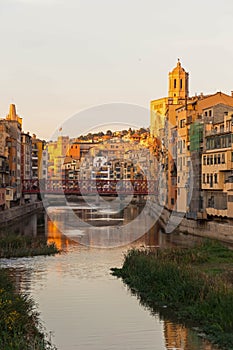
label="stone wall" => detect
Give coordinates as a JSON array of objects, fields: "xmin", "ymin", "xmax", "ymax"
[
  {"xmin": 0, "ymin": 201, "xmax": 44, "ymax": 225},
  {"xmin": 149, "ymin": 202, "xmax": 233, "ymax": 244},
  {"xmin": 177, "ymin": 218, "xmax": 233, "ymax": 244}
]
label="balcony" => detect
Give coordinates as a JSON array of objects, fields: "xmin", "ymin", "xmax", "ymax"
[
  {"xmin": 0, "ymin": 188, "xmax": 5, "ymax": 206},
  {"xmin": 0, "ymin": 165, "xmax": 9, "ymax": 173},
  {"xmin": 225, "ymin": 176, "xmax": 233, "ymax": 191},
  {"xmin": 205, "ymin": 128, "xmax": 232, "ymax": 136},
  {"xmin": 225, "ymin": 182, "xmax": 233, "ymax": 191}
]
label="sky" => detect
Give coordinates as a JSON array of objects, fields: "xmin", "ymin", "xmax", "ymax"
[{"xmin": 0, "ymin": 0, "xmax": 233, "ymax": 140}]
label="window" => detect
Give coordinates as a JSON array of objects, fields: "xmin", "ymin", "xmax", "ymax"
[
  {"xmin": 222, "ymin": 153, "xmax": 225, "ymax": 164},
  {"xmin": 180, "ymin": 119, "xmax": 185, "ymax": 128},
  {"xmin": 179, "ymin": 157, "xmax": 182, "ymax": 171},
  {"xmin": 203, "ymin": 156, "xmax": 206, "ymax": 165},
  {"xmin": 207, "ymin": 174, "xmax": 209, "ymax": 183},
  {"xmin": 180, "ymin": 79, "xmax": 182, "ymax": 89},
  {"xmin": 174, "ymin": 79, "xmax": 176, "ymax": 89},
  {"xmin": 214, "ymin": 174, "xmax": 218, "ymax": 183},
  {"xmin": 203, "ymin": 174, "xmax": 206, "ymax": 183},
  {"xmin": 208, "ymin": 196, "xmax": 214, "ymax": 208},
  {"xmin": 210, "ymin": 174, "xmax": 213, "ymax": 187}
]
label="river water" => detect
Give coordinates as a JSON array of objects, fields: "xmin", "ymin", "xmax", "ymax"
[{"xmin": 0, "ymin": 199, "xmax": 220, "ymax": 350}]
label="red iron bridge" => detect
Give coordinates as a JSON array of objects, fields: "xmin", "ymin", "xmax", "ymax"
[{"xmin": 22, "ymin": 179, "xmax": 158, "ymax": 196}]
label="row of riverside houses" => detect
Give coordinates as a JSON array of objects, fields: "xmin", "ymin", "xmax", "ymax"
[
  {"xmin": 150, "ymin": 60, "xmax": 233, "ymax": 219},
  {"xmin": 0, "ymin": 104, "xmax": 48, "ymax": 209}
]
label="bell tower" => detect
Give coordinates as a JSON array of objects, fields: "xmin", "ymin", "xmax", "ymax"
[{"xmin": 168, "ymin": 59, "xmax": 189, "ymax": 104}]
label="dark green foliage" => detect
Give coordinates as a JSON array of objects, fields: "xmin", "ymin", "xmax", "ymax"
[
  {"xmin": 0, "ymin": 235, "xmax": 59, "ymax": 348},
  {"xmin": 0, "ymin": 269, "xmax": 57, "ymax": 350},
  {"xmin": 111, "ymin": 240, "xmax": 233, "ymax": 350},
  {"xmin": 0, "ymin": 235, "xmax": 59, "ymax": 258}
]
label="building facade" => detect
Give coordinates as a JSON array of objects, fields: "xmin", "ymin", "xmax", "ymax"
[{"xmin": 150, "ymin": 62, "xmax": 233, "ymax": 220}]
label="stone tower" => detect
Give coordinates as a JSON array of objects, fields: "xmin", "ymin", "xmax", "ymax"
[{"xmin": 168, "ymin": 59, "xmax": 189, "ymax": 104}]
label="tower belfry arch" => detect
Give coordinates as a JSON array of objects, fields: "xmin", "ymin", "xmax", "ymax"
[{"xmin": 168, "ymin": 59, "xmax": 189, "ymax": 104}]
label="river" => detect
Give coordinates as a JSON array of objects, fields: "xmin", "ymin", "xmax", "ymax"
[{"xmin": 0, "ymin": 199, "xmax": 220, "ymax": 350}]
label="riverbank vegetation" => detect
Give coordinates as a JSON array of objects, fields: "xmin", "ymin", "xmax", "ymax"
[
  {"xmin": 0, "ymin": 235, "xmax": 59, "ymax": 258},
  {"xmin": 0, "ymin": 234, "xmax": 59, "ymax": 348},
  {"xmin": 0, "ymin": 268, "xmax": 56, "ymax": 350},
  {"xmin": 111, "ymin": 240, "xmax": 233, "ymax": 350}
]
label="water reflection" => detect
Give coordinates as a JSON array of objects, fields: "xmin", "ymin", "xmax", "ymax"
[
  {"xmin": 45, "ymin": 199, "xmax": 158, "ymax": 248},
  {"xmin": 0, "ymin": 204, "xmax": 219, "ymax": 350},
  {"xmin": 163, "ymin": 321, "xmax": 215, "ymax": 350},
  {"xmin": 47, "ymin": 219, "xmax": 75, "ymax": 251}
]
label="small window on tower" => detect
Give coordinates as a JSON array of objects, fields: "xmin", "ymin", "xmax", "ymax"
[
  {"xmin": 174, "ymin": 79, "xmax": 176, "ymax": 89},
  {"xmin": 180, "ymin": 79, "xmax": 182, "ymax": 89}
]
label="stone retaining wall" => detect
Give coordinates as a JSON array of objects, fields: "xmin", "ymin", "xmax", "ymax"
[
  {"xmin": 177, "ymin": 218, "xmax": 233, "ymax": 244},
  {"xmin": 149, "ymin": 202, "xmax": 233, "ymax": 244},
  {"xmin": 0, "ymin": 202, "xmax": 44, "ymax": 225}
]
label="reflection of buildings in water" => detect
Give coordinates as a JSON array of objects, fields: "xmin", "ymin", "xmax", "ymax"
[
  {"xmin": 164, "ymin": 322, "xmax": 187, "ymax": 350},
  {"xmin": 9, "ymin": 268, "xmax": 34, "ymax": 294},
  {"xmin": 132, "ymin": 223, "xmax": 160, "ymax": 247},
  {"xmin": 45, "ymin": 201, "xmax": 162, "ymax": 248},
  {"xmin": 47, "ymin": 219, "xmax": 76, "ymax": 250},
  {"xmin": 163, "ymin": 320, "xmax": 215, "ymax": 350}
]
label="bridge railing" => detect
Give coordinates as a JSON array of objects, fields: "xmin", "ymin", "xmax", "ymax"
[{"xmin": 22, "ymin": 179, "xmax": 158, "ymax": 195}]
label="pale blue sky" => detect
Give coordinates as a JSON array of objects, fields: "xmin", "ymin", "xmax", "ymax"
[{"xmin": 0, "ymin": 0, "xmax": 233, "ymax": 139}]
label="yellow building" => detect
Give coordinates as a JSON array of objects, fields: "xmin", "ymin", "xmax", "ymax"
[
  {"xmin": 150, "ymin": 60, "xmax": 189, "ymax": 210},
  {"xmin": 151, "ymin": 61, "xmax": 233, "ymax": 219},
  {"xmin": 30, "ymin": 134, "xmax": 47, "ymax": 180},
  {"xmin": 47, "ymin": 136, "xmax": 70, "ymax": 180},
  {"xmin": 150, "ymin": 59, "xmax": 189, "ymax": 138}
]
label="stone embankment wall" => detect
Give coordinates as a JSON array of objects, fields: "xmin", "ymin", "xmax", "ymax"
[
  {"xmin": 177, "ymin": 218, "xmax": 233, "ymax": 244},
  {"xmin": 149, "ymin": 202, "xmax": 233, "ymax": 244},
  {"xmin": 0, "ymin": 201, "xmax": 44, "ymax": 225}
]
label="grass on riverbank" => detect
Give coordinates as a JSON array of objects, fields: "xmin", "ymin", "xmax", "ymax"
[
  {"xmin": 111, "ymin": 240, "xmax": 233, "ymax": 350},
  {"xmin": 0, "ymin": 235, "xmax": 60, "ymax": 258},
  {"xmin": 0, "ymin": 268, "xmax": 57, "ymax": 350}
]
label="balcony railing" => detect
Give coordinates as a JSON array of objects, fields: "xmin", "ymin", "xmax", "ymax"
[
  {"xmin": 205, "ymin": 128, "xmax": 232, "ymax": 136},
  {"xmin": 0, "ymin": 165, "xmax": 9, "ymax": 173}
]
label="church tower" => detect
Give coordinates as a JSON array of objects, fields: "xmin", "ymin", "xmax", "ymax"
[{"xmin": 168, "ymin": 59, "xmax": 189, "ymax": 104}]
